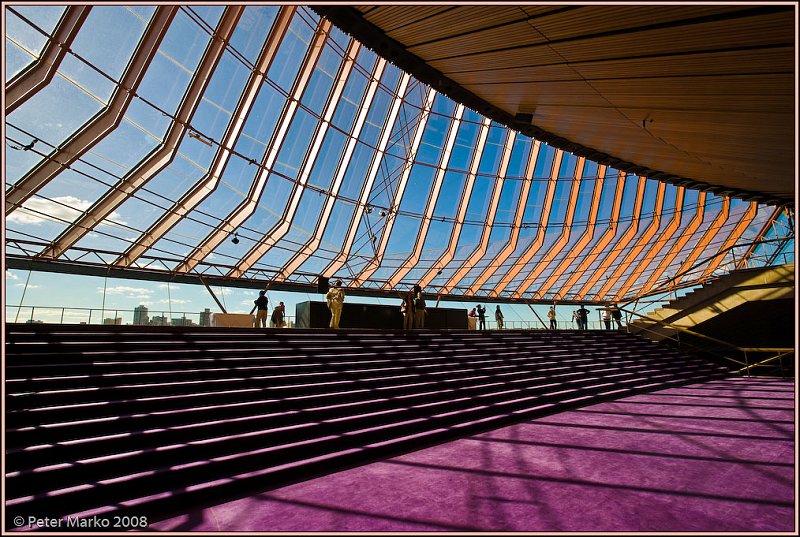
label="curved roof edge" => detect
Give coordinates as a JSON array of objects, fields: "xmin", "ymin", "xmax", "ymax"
[{"xmin": 312, "ymin": 5, "xmax": 793, "ymax": 209}]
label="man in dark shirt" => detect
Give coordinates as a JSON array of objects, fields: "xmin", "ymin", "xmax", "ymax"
[{"xmin": 253, "ymin": 291, "xmax": 268, "ymax": 328}]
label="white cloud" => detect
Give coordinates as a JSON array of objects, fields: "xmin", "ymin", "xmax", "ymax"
[
  {"xmin": 158, "ymin": 284, "xmax": 182, "ymax": 291},
  {"xmin": 99, "ymin": 285, "xmax": 154, "ymax": 299},
  {"xmin": 141, "ymin": 298, "xmax": 191, "ymax": 306},
  {"xmin": 7, "ymin": 196, "xmax": 127, "ymax": 227},
  {"xmin": 6, "ymin": 271, "xmax": 20, "ymax": 280},
  {"xmin": 15, "ymin": 283, "xmax": 40, "ymax": 289}
]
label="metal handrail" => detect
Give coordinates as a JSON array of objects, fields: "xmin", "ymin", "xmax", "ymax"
[{"xmin": 622, "ymin": 306, "xmax": 793, "ymax": 377}]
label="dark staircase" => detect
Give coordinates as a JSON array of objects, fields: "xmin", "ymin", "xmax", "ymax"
[{"xmin": 5, "ymin": 324, "xmax": 730, "ymax": 529}]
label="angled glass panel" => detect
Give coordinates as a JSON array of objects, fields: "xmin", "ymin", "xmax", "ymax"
[
  {"xmin": 5, "ymin": 5, "xmax": 67, "ymax": 81},
  {"xmin": 566, "ymin": 173, "xmax": 639, "ymax": 296},
  {"xmin": 483, "ymin": 143, "xmax": 556, "ymax": 290},
  {"xmin": 138, "ymin": 6, "xmax": 287, "ymax": 264},
  {"xmin": 38, "ymin": 9, "xmax": 217, "ymax": 254},
  {"xmin": 295, "ymin": 63, "xmax": 403, "ymax": 278},
  {"xmin": 456, "ymin": 134, "xmax": 530, "ymax": 291},
  {"xmin": 429, "ymin": 122, "xmax": 506, "ymax": 289}
]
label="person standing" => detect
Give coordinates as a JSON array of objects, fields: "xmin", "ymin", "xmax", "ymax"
[
  {"xmin": 401, "ymin": 290, "xmax": 414, "ymax": 329},
  {"xmin": 476, "ymin": 304, "xmax": 486, "ymax": 330},
  {"xmin": 326, "ymin": 279, "xmax": 345, "ymax": 329},
  {"xmin": 611, "ymin": 304, "xmax": 623, "ymax": 329},
  {"xmin": 548, "ymin": 306, "xmax": 557, "ymax": 330},
  {"xmin": 602, "ymin": 308, "xmax": 612, "ymax": 330},
  {"xmin": 577, "ymin": 304, "xmax": 590, "ymax": 330},
  {"xmin": 252, "ymin": 290, "xmax": 268, "ymax": 328},
  {"xmin": 413, "ymin": 285, "xmax": 427, "ymax": 328},
  {"xmin": 271, "ymin": 301, "xmax": 286, "ymax": 328},
  {"xmin": 495, "ymin": 305, "xmax": 504, "ymax": 330}
]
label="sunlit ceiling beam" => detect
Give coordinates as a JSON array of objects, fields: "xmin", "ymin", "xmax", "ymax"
[
  {"xmin": 416, "ymin": 118, "xmax": 492, "ymax": 290},
  {"xmin": 490, "ymin": 150, "xmax": 563, "ymax": 298},
  {"xmin": 178, "ymin": 18, "xmax": 332, "ymax": 273},
  {"xmin": 115, "ymin": 7, "xmax": 295, "ymax": 267},
  {"xmin": 535, "ymin": 164, "xmax": 606, "ymax": 300},
  {"xmin": 590, "ymin": 181, "xmax": 666, "ymax": 301},
  {"xmin": 516, "ymin": 157, "xmax": 587, "ymax": 298},
  {"xmin": 429, "ymin": 124, "xmax": 515, "ymax": 293},
  {"xmin": 466, "ymin": 141, "xmax": 539, "ymax": 296},
  {"xmin": 320, "ymin": 73, "xmax": 412, "ymax": 279},
  {"xmin": 613, "ymin": 186, "xmax": 686, "ymax": 300},
  {"xmin": 383, "ymin": 103, "xmax": 465, "ymax": 290},
  {"xmin": 734, "ymin": 206, "xmax": 784, "ymax": 270},
  {"xmin": 174, "ymin": 18, "xmax": 333, "ymax": 273},
  {"xmin": 574, "ymin": 176, "xmax": 647, "ymax": 301},
  {"xmin": 6, "ymin": 6, "xmax": 91, "ymax": 114},
  {"xmin": 638, "ymin": 192, "xmax": 707, "ymax": 295},
  {"xmin": 354, "ymin": 87, "xmax": 438, "ymax": 285},
  {"xmin": 672, "ymin": 197, "xmax": 730, "ymax": 285},
  {"xmin": 276, "ymin": 58, "xmax": 387, "ymax": 280},
  {"xmin": 5, "ymin": 6, "xmax": 177, "ymax": 215},
  {"xmin": 38, "ymin": 7, "xmax": 244, "ymax": 261},
  {"xmin": 227, "ymin": 38, "xmax": 360, "ymax": 279},
  {"xmin": 699, "ymin": 201, "xmax": 758, "ymax": 278},
  {"xmin": 553, "ymin": 171, "xmax": 625, "ymax": 301}
]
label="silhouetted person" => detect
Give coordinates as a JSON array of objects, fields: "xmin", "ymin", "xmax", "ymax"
[
  {"xmin": 252, "ymin": 291, "xmax": 268, "ymax": 328},
  {"xmin": 401, "ymin": 290, "xmax": 414, "ymax": 329},
  {"xmin": 326, "ymin": 280, "xmax": 345, "ymax": 329},
  {"xmin": 476, "ymin": 304, "xmax": 486, "ymax": 330},
  {"xmin": 611, "ymin": 304, "xmax": 623, "ymax": 329},
  {"xmin": 577, "ymin": 305, "xmax": 590, "ymax": 330},
  {"xmin": 413, "ymin": 285, "xmax": 427, "ymax": 328},
  {"xmin": 272, "ymin": 301, "xmax": 286, "ymax": 328},
  {"xmin": 548, "ymin": 306, "xmax": 557, "ymax": 330},
  {"xmin": 495, "ymin": 305, "xmax": 504, "ymax": 330}
]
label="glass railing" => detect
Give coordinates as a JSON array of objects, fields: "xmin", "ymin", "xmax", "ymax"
[{"xmin": 5, "ymin": 305, "xmax": 296, "ymax": 328}]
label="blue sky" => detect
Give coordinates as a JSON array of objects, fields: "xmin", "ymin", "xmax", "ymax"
[{"xmin": 4, "ymin": 5, "xmax": 789, "ymax": 325}]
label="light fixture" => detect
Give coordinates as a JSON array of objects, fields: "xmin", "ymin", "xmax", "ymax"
[{"xmin": 231, "ymin": 233, "xmax": 240, "ymax": 245}]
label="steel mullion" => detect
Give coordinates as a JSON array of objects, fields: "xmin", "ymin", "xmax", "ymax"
[
  {"xmin": 177, "ymin": 18, "xmax": 333, "ymax": 273},
  {"xmin": 613, "ymin": 186, "xmax": 686, "ymax": 300},
  {"xmin": 440, "ymin": 129, "xmax": 517, "ymax": 294},
  {"xmin": 276, "ymin": 57, "xmax": 388, "ymax": 279},
  {"xmin": 535, "ymin": 164, "xmax": 607, "ymax": 299},
  {"xmin": 466, "ymin": 141, "xmax": 539, "ymax": 296},
  {"xmin": 6, "ymin": 7, "xmax": 178, "ymax": 215},
  {"xmin": 39, "ymin": 7, "xmax": 244, "ymax": 261},
  {"xmin": 574, "ymin": 175, "xmax": 647, "ymax": 301},
  {"xmin": 228, "ymin": 38, "xmax": 361, "ymax": 279},
  {"xmin": 591, "ymin": 181, "xmax": 666, "ymax": 300},
  {"xmin": 114, "ymin": 6, "xmax": 295, "ymax": 268},
  {"xmin": 554, "ymin": 171, "xmax": 625, "ymax": 300},
  {"xmin": 417, "ymin": 117, "xmax": 492, "ymax": 290},
  {"xmin": 673, "ymin": 197, "xmax": 731, "ymax": 285},
  {"xmin": 639, "ymin": 192, "xmax": 707, "ymax": 293},
  {"xmin": 354, "ymin": 86, "xmax": 438, "ymax": 284},
  {"xmin": 6, "ymin": 6, "xmax": 91, "ymax": 114},
  {"xmin": 516, "ymin": 157, "xmax": 588, "ymax": 298},
  {"xmin": 383, "ymin": 103, "xmax": 465, "ymax": 289},
  {"xmin": 321, "ymin": 72, "xmax": 413, "ymax": 279},
  {"xmin": 700, "ymin": 202, "xmax": 759, "ymax": 278},
  {"xmin": 490, "ymin": 149, "xmax": 563, "ymax": 298},
  {"xmin": 735, "ymin": 206, "xmax": 783, "ymax": 270}
]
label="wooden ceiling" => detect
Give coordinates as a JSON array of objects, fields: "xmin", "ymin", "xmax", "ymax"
[{"xmin": 313, "ymin": 4, "xmax": 796, "ymax": 207}]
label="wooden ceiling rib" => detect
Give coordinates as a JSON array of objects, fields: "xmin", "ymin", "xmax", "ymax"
[
  {"xmin": 313, "ymin": 4, "xmax": 796, "ymax": 206},
  {"xmin": 358, "ymin": 5, "xmax": 454, "ymax": 33},
  {"xmin": 530, "ymin": 5, "xmax": 755, "ymax": 40},
  {"xmin": 382, "ymin": 6, "xmax": 530, "ymax": 46}
]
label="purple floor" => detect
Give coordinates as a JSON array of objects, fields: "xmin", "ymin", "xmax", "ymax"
[{"xmin": 149, "ymin": 377, "xmax": 795, "ymax": 532}]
